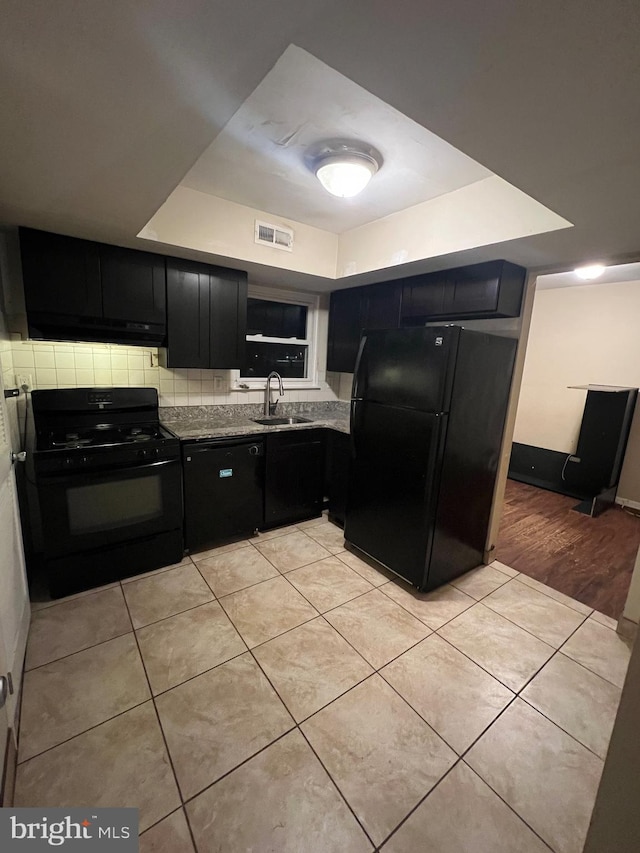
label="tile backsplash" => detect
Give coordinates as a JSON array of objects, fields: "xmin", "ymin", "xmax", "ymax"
[{"xmin": 9, "ymin": 338, "xmax": 351, "ymax": 405}]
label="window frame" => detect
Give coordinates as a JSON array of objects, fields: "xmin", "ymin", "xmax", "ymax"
[{"xmin": 232, "ymin": 285, "xmax": 320, "ymax": 389}]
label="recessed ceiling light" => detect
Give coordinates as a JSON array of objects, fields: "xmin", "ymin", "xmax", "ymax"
[
  {"xmin": 574, "ymin": 264, "xmax": 606, "ymax": 280},
  {"xmin": 306, "ymin": 139, "xmax": 382, "ymax": 198}
]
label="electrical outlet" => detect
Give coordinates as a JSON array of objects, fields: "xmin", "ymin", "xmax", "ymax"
[
  {"xmin": 15, "ymin": 373, "xmax": 33, "ymax": 391},
  {"xmin": 213, "ymin": 375, "xmax": 225, "ymax": 391}
]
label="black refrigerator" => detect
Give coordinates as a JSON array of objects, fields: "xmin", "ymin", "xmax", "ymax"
[{"xmin": 345, "ymin": 325, "xmax": 517, "ymax": 591}]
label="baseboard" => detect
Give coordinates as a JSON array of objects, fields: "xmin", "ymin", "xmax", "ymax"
[
  {"xmin": 615, "ymin": 497, "xmax": 640, "ymax": 511},
  {"xmin": 509, "ymin": 443, "xmax": 586, "ymax": 499},
  {"xmin": 617, "ymin": 615, "xmax": 638, "ymax": 642},
  {"xmin": 1, "ymin": 729, "xmax": 17, "ymax": 807}
]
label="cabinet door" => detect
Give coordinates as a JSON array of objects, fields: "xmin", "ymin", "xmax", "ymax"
[
  {"xmin": 363, "ymin": 282, "xmax": 402, "ymax": 330},
  {"xmin": 265, "ymin": 431, "xmax": 325, "ymax": 527},
  {"xmin": 400, "ymin": 272, "xmax": 447, "ymax": 323},
  {"xmin": 209, "ymin": 270, "xmax": 247, "ymax": 368},
  {"xmin": 100, "ymin": 245, "xmax": 166, "ymax": 324},
  {"xmin": 444, "ymin": 262, "xmax": 500, "ymax": 316},
  {"xmin": 20, "ymin": 227, "xmax": 101, "ymax": 318},
  {"xmin": 325, "ymin": 430, "xmax": 350, "ymax": 526},
  {"xmin": 166, "ymin": 261, "xmax": 210, "ymax": 368},
  {"xmin": 327, "ymin": 288, "xmax": 365, "ymax": 373}
]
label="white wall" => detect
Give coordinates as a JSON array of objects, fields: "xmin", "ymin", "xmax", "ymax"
[
  {"xmin": 140, "ymin": 187, "xmax": 338, "ymax": 280},
  {"xmin": 336, "ymin": 176, "xmax": 571, "ymax": 278},
  {"xmin": 513, "ymin": 278, "xmax": 640, "ymax": 503},
  {"xmin": 7, "ymin": 288, "xmax": 341, "ymax": 408}
]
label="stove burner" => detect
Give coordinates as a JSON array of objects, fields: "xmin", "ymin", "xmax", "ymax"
[
  {"xmin": 51, "ymin": 434, "xmax": 93, "ymax": 449},
  {"xmin": 127, "ymin": 433, "xmax": 152, "ymax": 442}
]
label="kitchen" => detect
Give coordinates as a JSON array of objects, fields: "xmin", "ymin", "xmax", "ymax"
[{"xmin": 3, "ymin": 1, "xmax": 635, "ymax": 849}]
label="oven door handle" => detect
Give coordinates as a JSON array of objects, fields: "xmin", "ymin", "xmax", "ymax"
[{"xmin": 37, "ymin": 458, "xmax": 179, "ymax": 484}]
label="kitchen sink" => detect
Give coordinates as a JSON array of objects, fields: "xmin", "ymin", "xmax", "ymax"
[{"xmin": 252, "ymin": 416, "xmax": 313, "ymax": 426}]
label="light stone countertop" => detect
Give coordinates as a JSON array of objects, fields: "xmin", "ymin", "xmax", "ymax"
[{"xmin": 160, "ymin": 402, "xmax": 350, "ymax": 442}]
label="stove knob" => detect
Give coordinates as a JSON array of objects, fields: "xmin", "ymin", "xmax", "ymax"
[{"xmin": 63, "ymin": 457, "xmax": 75, "ymax": 468}]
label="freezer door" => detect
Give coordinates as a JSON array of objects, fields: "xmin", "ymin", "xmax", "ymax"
[
  {"xmin": 352, "ymin": 326, "xmax": 459, "ymax": 412},
  {"xmin": 345, "ymin": 400, "xmax": 445, "ymax": 588}
]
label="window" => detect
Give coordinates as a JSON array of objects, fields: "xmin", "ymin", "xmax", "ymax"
[{"xmin": 235, "ymin": 286, "xmax": 319, "ymax": 387}]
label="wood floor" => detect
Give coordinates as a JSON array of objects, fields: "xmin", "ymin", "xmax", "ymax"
[{"xmin": 494, "ymin": 479, "xmax": 640, "ymax": 619}]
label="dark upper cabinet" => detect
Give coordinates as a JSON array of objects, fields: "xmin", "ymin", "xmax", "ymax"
[
  {"xmin": 166, "ymin": 258, "xmax": 247, "ymax": 369},
  {"xmin": 400, "ymin": 271, "xmax": 447, "ymax": 320},
  {"xmin": 327, "ymin": 281, "xmax": 402, "ymax": 373},
  {"xmin": 100, "ymin": 245, "xmax": 166, "ymax": 324},
  {"xmin": 327, "ymin": 288, "xmax": 365, "ymax": 374},
  {"xmin": 20, "ymin": 228, "xmax": 102, "ymax": 319},
  {"xmin": 264, "ymin": 429, "xmax": 325, "ymax": 527},
  {"xmin": 20, "ymin": 227, "xmax": 167, "ymax": 345},
  {"xmin": 400, "ymin": 260, "xmax": 525, "ymax": 325}
]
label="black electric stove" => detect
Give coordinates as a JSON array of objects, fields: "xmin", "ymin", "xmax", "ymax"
[{"xmin": 27, "ymin": 388, "xmax": 184, "ymax": 598}]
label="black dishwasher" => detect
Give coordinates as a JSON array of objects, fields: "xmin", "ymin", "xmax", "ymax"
[{"xmin": 182, "ymin": 437, "xmax": 264, "ymax": 552}]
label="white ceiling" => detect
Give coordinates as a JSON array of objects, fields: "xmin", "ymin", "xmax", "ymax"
[
  {"xmin": 181, "ymin": 46, "xmax": 492, "ymax": 234},
  {"xmin": 537, "ymin": 262, "xmax": 640, "ymax": 290},
  {"xmin": 1, "ymin": 0, "xmax": 640, "ymax": 288}
]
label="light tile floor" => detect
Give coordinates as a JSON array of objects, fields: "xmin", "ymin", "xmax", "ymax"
[{"xmin": 16, "ymin": 516, "xmax": 633, "ymax": 852}]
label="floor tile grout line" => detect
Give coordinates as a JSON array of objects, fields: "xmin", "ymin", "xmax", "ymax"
[
  {"xmin": 488, "ymin": 574, "xmax": 595, "ymax": 620},
  {"xmin": 296, "ymin": 726, "xmax": 378, "ymax": 849},
  {"xmin": 128, "ymin": 593, "xmax": 217, "ymax": 632},
  {"xmin": 442, "ymin": 597, "xmax": 588, "ymax": 655},
  {"xmin": 147, "ymin": 647, "xmax": 251, "ymax": 700},
  {"xmin": 178, "ymin": 727, "xmax": 295, "ymax": 809},
  {"xmin": 538, "ymin": 608, "xmax": 619, "ymax": 687},
  {"xmin": 24, "ymin": 625, "xmax": 134, "ymax": 673},
  {"xmin": 16, "ymin": 697, "xmax": 152, "ymax": 767},
  {"xmin": 376, "ymin": 581, "xmax": 477, "ymax": 634},
  {"xmin": 322, "ymin": 605, "xmax": 433, "ymax": 673},
  {"xmin": 376, "ymin": 654, "xmax": 515, "ymax": 757},
  {"xmin": 28, "ymin": 582, "xmax": 125, "ymax": 612},
  {"xmin": 431, "ymin": 628, "xmax": 543, "ymax": 695},
  {"xmin": 516, "ymin": 693, "xmax": 609, "ymax": 763},
  {"xmin": 134, "ymin": 597, "xmax": 232, "ymax": 636},
  {"xmin": 557, "ymin": 647, "xmax": 628, "ymax": 689},
  {"xmin": 513, "ymin": 572, "xmax": 594, "ymax": 616},
  {"xmin": 372, "ymin": 758, "xmax": 464, "ymax": 851},
  {"xmin": 458, "ymin": 758, "xmax": 557, "ymax": 853},
  {"xmin": 120, "ymin": 587, "xmax": 187, "ymax": 817}
]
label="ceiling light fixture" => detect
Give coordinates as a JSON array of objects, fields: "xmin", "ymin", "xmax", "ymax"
[
  {"xmin": 574, "ymin": 264, "xmax": 606, "ymax": 280},
  {"xmin": 306, "ymin": 139, "xmax": 383, "ymax": 198}
]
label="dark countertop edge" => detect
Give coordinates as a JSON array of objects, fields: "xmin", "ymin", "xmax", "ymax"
[{"xmin": 161, "ymin": 417, "xmax": 350, "ymax": 442}]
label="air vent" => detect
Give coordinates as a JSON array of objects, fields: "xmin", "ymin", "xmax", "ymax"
[{"xmin": 255, "ymin": 220, "xmax": 294, "ymax": 252}]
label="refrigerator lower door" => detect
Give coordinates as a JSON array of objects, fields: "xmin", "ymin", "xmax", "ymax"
[{"xmin": 345, "ymin": 401, "xmax": 445, "ymax": 588}]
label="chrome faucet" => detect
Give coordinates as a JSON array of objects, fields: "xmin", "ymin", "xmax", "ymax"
[{"xmin": 264, "ymin": 371, "xmax": 284, "ymax": 416}]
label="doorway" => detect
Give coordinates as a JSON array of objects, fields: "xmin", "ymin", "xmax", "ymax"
[{"xmin": 495, "ymin": 263, "xmax": 640, "ymax": 618}]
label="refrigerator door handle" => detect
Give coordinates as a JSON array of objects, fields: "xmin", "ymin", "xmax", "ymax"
[{"xmin": 351, "ymin": 333, "xmax": 368, "ymax": 400}]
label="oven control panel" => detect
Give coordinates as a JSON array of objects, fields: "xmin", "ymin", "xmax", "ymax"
[{"xmin": 88, "ymin": 391, "xmax": 113, "ymax": 405}]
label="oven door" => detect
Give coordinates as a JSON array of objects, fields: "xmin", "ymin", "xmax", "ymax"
[{"xmin": 35, "ymin": 457, "xmax": 183, "ymax": 558}]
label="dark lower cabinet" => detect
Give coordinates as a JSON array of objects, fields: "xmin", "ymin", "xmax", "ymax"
[
  {"xmin": 264, "ymin": 430, "xmax": 325, "ymax": 527},
  {"xmin": 182, "ymin": 438, "xmax": 265, "ymax": 553},
  {"xmin": 325, "ymin": 430, "xmax": 350, "ymax": 526}
]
